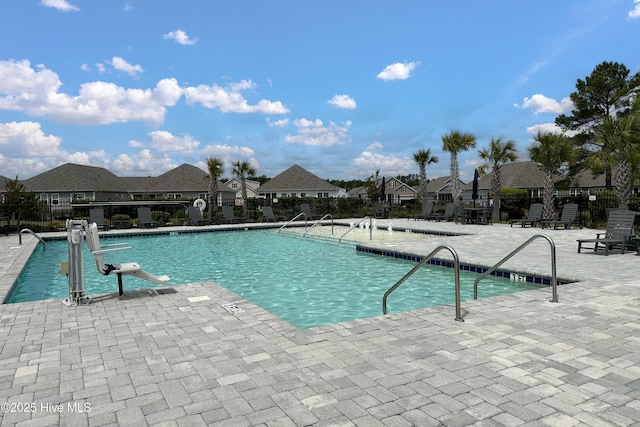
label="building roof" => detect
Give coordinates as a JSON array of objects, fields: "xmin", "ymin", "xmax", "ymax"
[
  {"xmin": 259, "ymin": 164, "xmax": 338, "ymax": 192},
  {"xmin": 23, "ymin": 163, "xmax": 128, "ymax": 193},
  {"xmin": 466, "ymin": 161, "xmax": 548, "ymax": 190}
]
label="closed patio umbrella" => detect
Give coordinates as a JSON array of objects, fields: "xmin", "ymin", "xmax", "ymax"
[
  {"xmin": 472, "ymin": 169, "xmax": 479, "ymax": 206},
  {"xmin": 380, "ymin": 176, "xmax": 386, "ymax": 202}
]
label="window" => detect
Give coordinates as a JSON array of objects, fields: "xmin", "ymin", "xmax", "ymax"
[
  {"xmin": 74, "ymin": 193, "xmax": 86, "ymax": 201},
  {"xmin": 198, "ymin": 193, "xmax": 207, "ymax": 199},
  {"xmin": 390, "ymin": 181, "xmax": 396, "ymax": 187},
  {"xmin": 300, "ymin": 193, "xmax": 306, "ymax": 197},
  {"xmin": 52, "ymin": 193, "xmax": 59, "ymax": 205},
  {"xmin": 401, "ymin": 186, "xmax": 406, "ymax": 192},
  {"xmin": 39, "ymin": 193, "xmax": 48, "ymax": 202},
  {"xmin": 232, "ymin": 182, "xmax": 238, "ymax": 189}
]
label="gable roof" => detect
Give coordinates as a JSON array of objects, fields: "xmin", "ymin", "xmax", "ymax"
[
  {"xmin": 467, "ymin": 161, "xmax": 548, "ymax": 190},
  {"xmin": 23, "ymin": 163, "xmax": 127, "ymax": 192},
  {"xmin": 259, "ymin": 164, "xmax": 338, "ymax": 192}
]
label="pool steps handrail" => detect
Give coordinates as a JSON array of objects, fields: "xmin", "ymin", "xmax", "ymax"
[
  {"xmin": 338, "ymin": 216, "xmax": 373, "ymax": 242},
  {"xmin": 303, "ymin": 214, "xmax": 334, "ymax": 237},
  {"xmin": 382, "ymin": 244, "xmax": 463, "ymax": 322},
  {"xmin": 473, "ymin": 234, "xmax": 558, "ymax": 303},
  {"xmin": 19, "ymin": 228, "xmax": 46, "ymax": 247},
  {"xmin": 278, "ymin": 212, "xmax": 307, "ymax": 233}
]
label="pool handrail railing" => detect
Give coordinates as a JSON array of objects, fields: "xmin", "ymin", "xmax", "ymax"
[
  {"xmin": 338, "ymin": 216, "xmax": 373, "ymax": 242},
  {"xmin": 473, "ymin": 234, "xmax": 558, "ymax": 303},
  {"xmin": 303, "ymin": 214, "xmax": 333, "ymax": 237},
  {"xmin": 382, "ymin": 244, "xmax": 463, "ymax": 322},
  {"xmin": 19, "ymin": 228, "xmax": 46, "ymax": 247},
  {"xmin": 278, "ymin": 212, "xmax": 307, "ymax": 233}
]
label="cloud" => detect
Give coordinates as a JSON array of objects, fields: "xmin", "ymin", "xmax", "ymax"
[
  {"xmin": 629, "ymin": 0, "xmax": 640, "ymax": 18},
  {"xmin": 526, "ymin": 123, "xmax": 578, "ymax": 137},
  {"xmin": 184, "ymin": 79, "xmax": 289, "ymax": 114},
  {"xmin": 163, "ymin": 29, "xmax": 198, "ymax": 45},
  {"xmin": 266, "ymin": 118, "xmax": 289, "ymax": 127},
  {"xmin": 110, "ymin": 56, "xmax": 143, "ymax": 77},
  {"xmin": 124, "ymin": 2, "xmax": 133, "ymax": 12},
  {"xmin": 376, "ymin": 61, "xmax": 420, "ymax": 81},
  {"xmin": 40, "ymin": 0, "xmax": 79, "ymax": 12},
  {"xmin": 0, "ymin": 60, "xmax": 182, "ymax": 125},
  {"xmin": 327, "ymin": 94, "xmax": 357, "ymax": 109},
  {"xmin": 517, "ymin": 94, "xmax": 573, "ymax": 114},
  {"xmin": 284, "ymin": 118, "xmax": 351, "ymax": 146},
  {"xmin": 111, "ymin": 149, "xmax": 176, "ymax": 176},
  {"xmin": 349, "ymin": 151, "xmax": 414, "ymax": 176},
  {"xmin": 198, "ymin": 143, "xmax": 259, "ymax": 171},
  {"xmin": 148, "ymin": 130, "xmax": 199, "ymax": 153},
  {"xmin": 366, "ymin": 141, "xmax": 383, "ymax": 150}
]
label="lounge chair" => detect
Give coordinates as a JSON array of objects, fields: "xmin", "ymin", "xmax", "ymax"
[
  {"xmin": 222, "ymin": 206, "xmax": 242, "ymax": 224},
  {"xmin": 577, "ymin": 209, "xmax": 636, "ymax": 255},
  {"xmin": 187, "ymin": 206, "xmax": 207, "ymax": 226},
  {"xmin": 430, "ymin": 203, "xmax": 457, "ymax": 222},
  {"xmin": 540, "ymin": 203, "xmax": 581, "ymax": 229},
  {"xmin": 374, "ymin": 204, "xmax": 388, "ymax": 219},
  {"xmin": 137, "ymin": 207, "xmax": 157, "ymax": 228},
  {"xmin": 261, "ymin": 206, "xmax": 279, "ymax": 222},
  {"xmin": 510, "ymin": 203, "xmax": 543, "ymax": 228},
  {"xmin": 300, "ymin": 203, "xmax": 314, "ymax": 220},
  {"xmin": 85, "ymin": 222, "xmax": 170, "ymax": 295},
  {"xmin": 90, "ymin": 208, "xmax": 109, "ymax": 230},
  {"xmin": 412, "ymin": 201, "xmax": 434, "ymax": 220}
]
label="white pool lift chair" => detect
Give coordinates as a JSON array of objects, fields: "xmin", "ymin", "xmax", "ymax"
[{"xmin": 85, "ymin": 222, "xmax": 170, "ymax": 296}]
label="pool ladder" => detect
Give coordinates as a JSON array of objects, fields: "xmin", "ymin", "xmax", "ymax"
[
  {"xmin": 338, "ymin": 216, "xmax": 373, "ymax": 242},
  {"xmin": 278, "ymin": 212, "xmax": 307, "ymax": 233},
  {"xmin": 19, "ymin": 228, "xmax": 46, "ymax": 247},
  {"xmin": 303, "ymin": 214, "xmax": 333, "ymax": 237},
  {"xmin": 382, "ymin": 234, "xmax": 559, "ymax": 322}
]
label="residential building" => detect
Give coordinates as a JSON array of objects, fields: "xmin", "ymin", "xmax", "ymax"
[
  {"xmin": 225, "ymin": 177, "xmax": 261, "ymax": 200},
  {"xmin": 258, "ymin": 164, "xmax": 340, "ymax": 198}
]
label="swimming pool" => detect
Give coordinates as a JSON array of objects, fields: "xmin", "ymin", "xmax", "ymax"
[{"xmin": 9, "ymin": 229, "xmax": 545, "ymax": 328}]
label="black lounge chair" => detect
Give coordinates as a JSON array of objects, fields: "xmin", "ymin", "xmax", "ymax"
[
  {"xmin": 412, "ymin": 201, "xmax": 434, "ymax": 220},
  {"xmin": 137, "ymin": 207, "xmax": 157, "ymax": 228},
  {"xmin": 540, "ymin": 203, "xmax": 581, "ymax": 229},
  {"xmin": 300, "ymin": 203, "xmax": 314, "ymax": 220},
  {"xmin": 188, "ymin": 206, "xmax": 207, "ymax": 226},
  {"xmin": 261, "ymin": 206, "xmax": 282, "ymax": 222},
  {"xmin": 577, "ymin": 209, "xmax": 636, "ymax": 255},
  {"xmin": 510, "ymin": 203, "xmax": 543, "ymax": 228},
  {"xmin": 90, "ymin": 208, "xmax": 109, "ymax": 230},
  {"xmin": 430, "ymin": 203, "xmax": 457, "ymax": 222},
  {"xmin": 222, "ymin": 206, "xmax": 242, "ymax": 224}
]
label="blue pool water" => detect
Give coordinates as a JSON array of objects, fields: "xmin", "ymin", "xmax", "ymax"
[{"xmin": 9, "ymin": 230, "xmax": 545, "ymax": 328}]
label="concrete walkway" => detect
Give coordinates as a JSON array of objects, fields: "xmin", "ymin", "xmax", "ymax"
[{"xmin": 0, "ymin": 220, "xmax": 639, "ymax": 426}]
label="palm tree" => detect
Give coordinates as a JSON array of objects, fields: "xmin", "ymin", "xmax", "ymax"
[
  {"xmin": 441, "ymin": 131, "xmax": 476, "ymax": 205},
  {"xmin": 232, "ymin": 160, "xmax": 256, "ymax": 219},
  {"xmin": 528, "ymin": 132, "xmax": 575, "ymax": 219},
  {"xmin": 593, "ymin": 112, "xmax": 640, "ymax": 208},
  {"xmin": 205, "ymin": 157, "xmax": 224, "ymax": 220},
  {"xmin": 413, "ymin": 148, "xmax": 439, "ymax": 205},
  {"xmin": 478, "ymin": 137, "xmax": 518, "ymax": 222}
]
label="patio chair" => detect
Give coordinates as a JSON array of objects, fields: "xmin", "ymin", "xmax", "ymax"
[
  {"xmin": 187, "ymin": 206, "xmax": 207, "ymax": 226},
  {"xmin": 90, "ymin": 208, "xmax": 109, "ymax": 230},
  {"xmin": 261, "ymin": 206, "xmax": 280, "ymax": 222},
  {"xmin": 430, "ymin": 203, "xmax": 457, "ymax": 222},
  {"xmin": 300, "ymin": 203, "xmax": 314, "ymax": 220},
  {"xmin": 412, "ymin": 201, "xmax": 434, "ymax": 220},
  {"xmin": 540, "ymin": 203, "xmax": 581, "ymax": 229},
  {"xmin": 222, "ymin": 206, "xmax": 242, "ymax": 224},
  {"xmin": 577, "ymin": 209, "xmax": 636, "ymax": 255},
  {"xmin": 85, "ymin": 222, "xmax": 170, "ymax": 296},
  {"xmin": 510, "ymin": 203, "xmax": 543, "ymax": 228},
  {"xmin": 137, "ymin": 207, "xmax": 157, "ymax": 228}
]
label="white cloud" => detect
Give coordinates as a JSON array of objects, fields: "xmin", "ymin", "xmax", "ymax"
[
  {"xmin": 111, "ymin": 149, "xmax": 176, "ymax": 176},
  {"xmin": 148, "ymin": 130, "xmax": 199, "ymax": 153},
  {"xmin": 124, "ymin": 2, "xmax": 133, "ymax": 12},
  {"xmin": 376, "ymin": 61, "xmax": 420, "ymax": 81},
  {"xmin": 111, "ymin": 56, "xmax": 143, "ymax": 77},
  {"xmin": 0, "ymin": 60, "xmax": 182, "ymax": 125},
  {"xmin": 285, "ymin": 119, "xmax": 351, "ymax": 146},
  {"xmin": 526, "ymin": 123, "xmax": 577, "ymax": 137},
  {"xmin": 80, "ymin": 63, "xmax": 90, "ymax": 72},
  {"xmin": 198, "ymin": 143, "xmax": 258, "ymax": 170},
  {"xmin": 349, "ymin": 151, "xmax": 414, "ymax": 176},
  {"xmin": 629, "ymin": 0, "xmax": 640, "ymax": 18},
  {"xmin": 366, "ymin": 141, "xmax": 383, "ymax": 150},
  {"xmin": 266, "ymin": 118, "xmax": 289, "ymax": 128},
  {"xmin": 95, "ymin": 63, "xmax": 106, "ymax": 74},
  {"xmin": 163, "ymin": 29, "xmax": 198, "ymax": 45},
  {"xmin": 128, "ymin": 139, "xmax": 144, "ymax": 148},
  {"xmin": 327, "ymin": 94, "xmax": 357, "ymax": 109},
  {"xmin": 184, "ymin": 79, "xmax": 289, "ymax": 114},
  {"xmin": 40, "ymin": 0, "xmax": 79, "ymax": 12},
  {"xmin": 518, "ymin": 94, "xmax": 573, "ymax": 114}
]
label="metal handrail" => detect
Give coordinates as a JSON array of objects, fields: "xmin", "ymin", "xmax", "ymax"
[
  {"xmin": 338, "ymin": 216, "xmax": 373, "ymax": 242},
  {"xmin": 278, "ymin": 212, "xmax": 307, "ymax": 233},
  {"xmin": 303, "ymin": 214, "xmax": 334, "ymax": 237},
  {"xmin": 19, "ymin": 228, "xmax": 46, "ymax": 247},
  {"xmin": 473, "ymin": 234, "xmax": 558, "ymax": 303},
  {"xmin": 383, "ymin": 244, "xmax": 463, "ymax": 322}
]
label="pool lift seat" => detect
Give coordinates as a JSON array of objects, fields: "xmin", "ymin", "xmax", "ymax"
[{"xmin": 85, "ymin": 222, "xmax": 170, "ymax": 296}]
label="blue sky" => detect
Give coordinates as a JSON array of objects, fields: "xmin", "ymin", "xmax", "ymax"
[{"xmin": 1, "ymin": 1, "xmax": 639, "ymax": 182}]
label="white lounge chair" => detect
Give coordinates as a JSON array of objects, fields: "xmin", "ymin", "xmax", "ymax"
[{"xmin": 85, "ymin": 222, "xmax": 170, "ymax": 295}]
